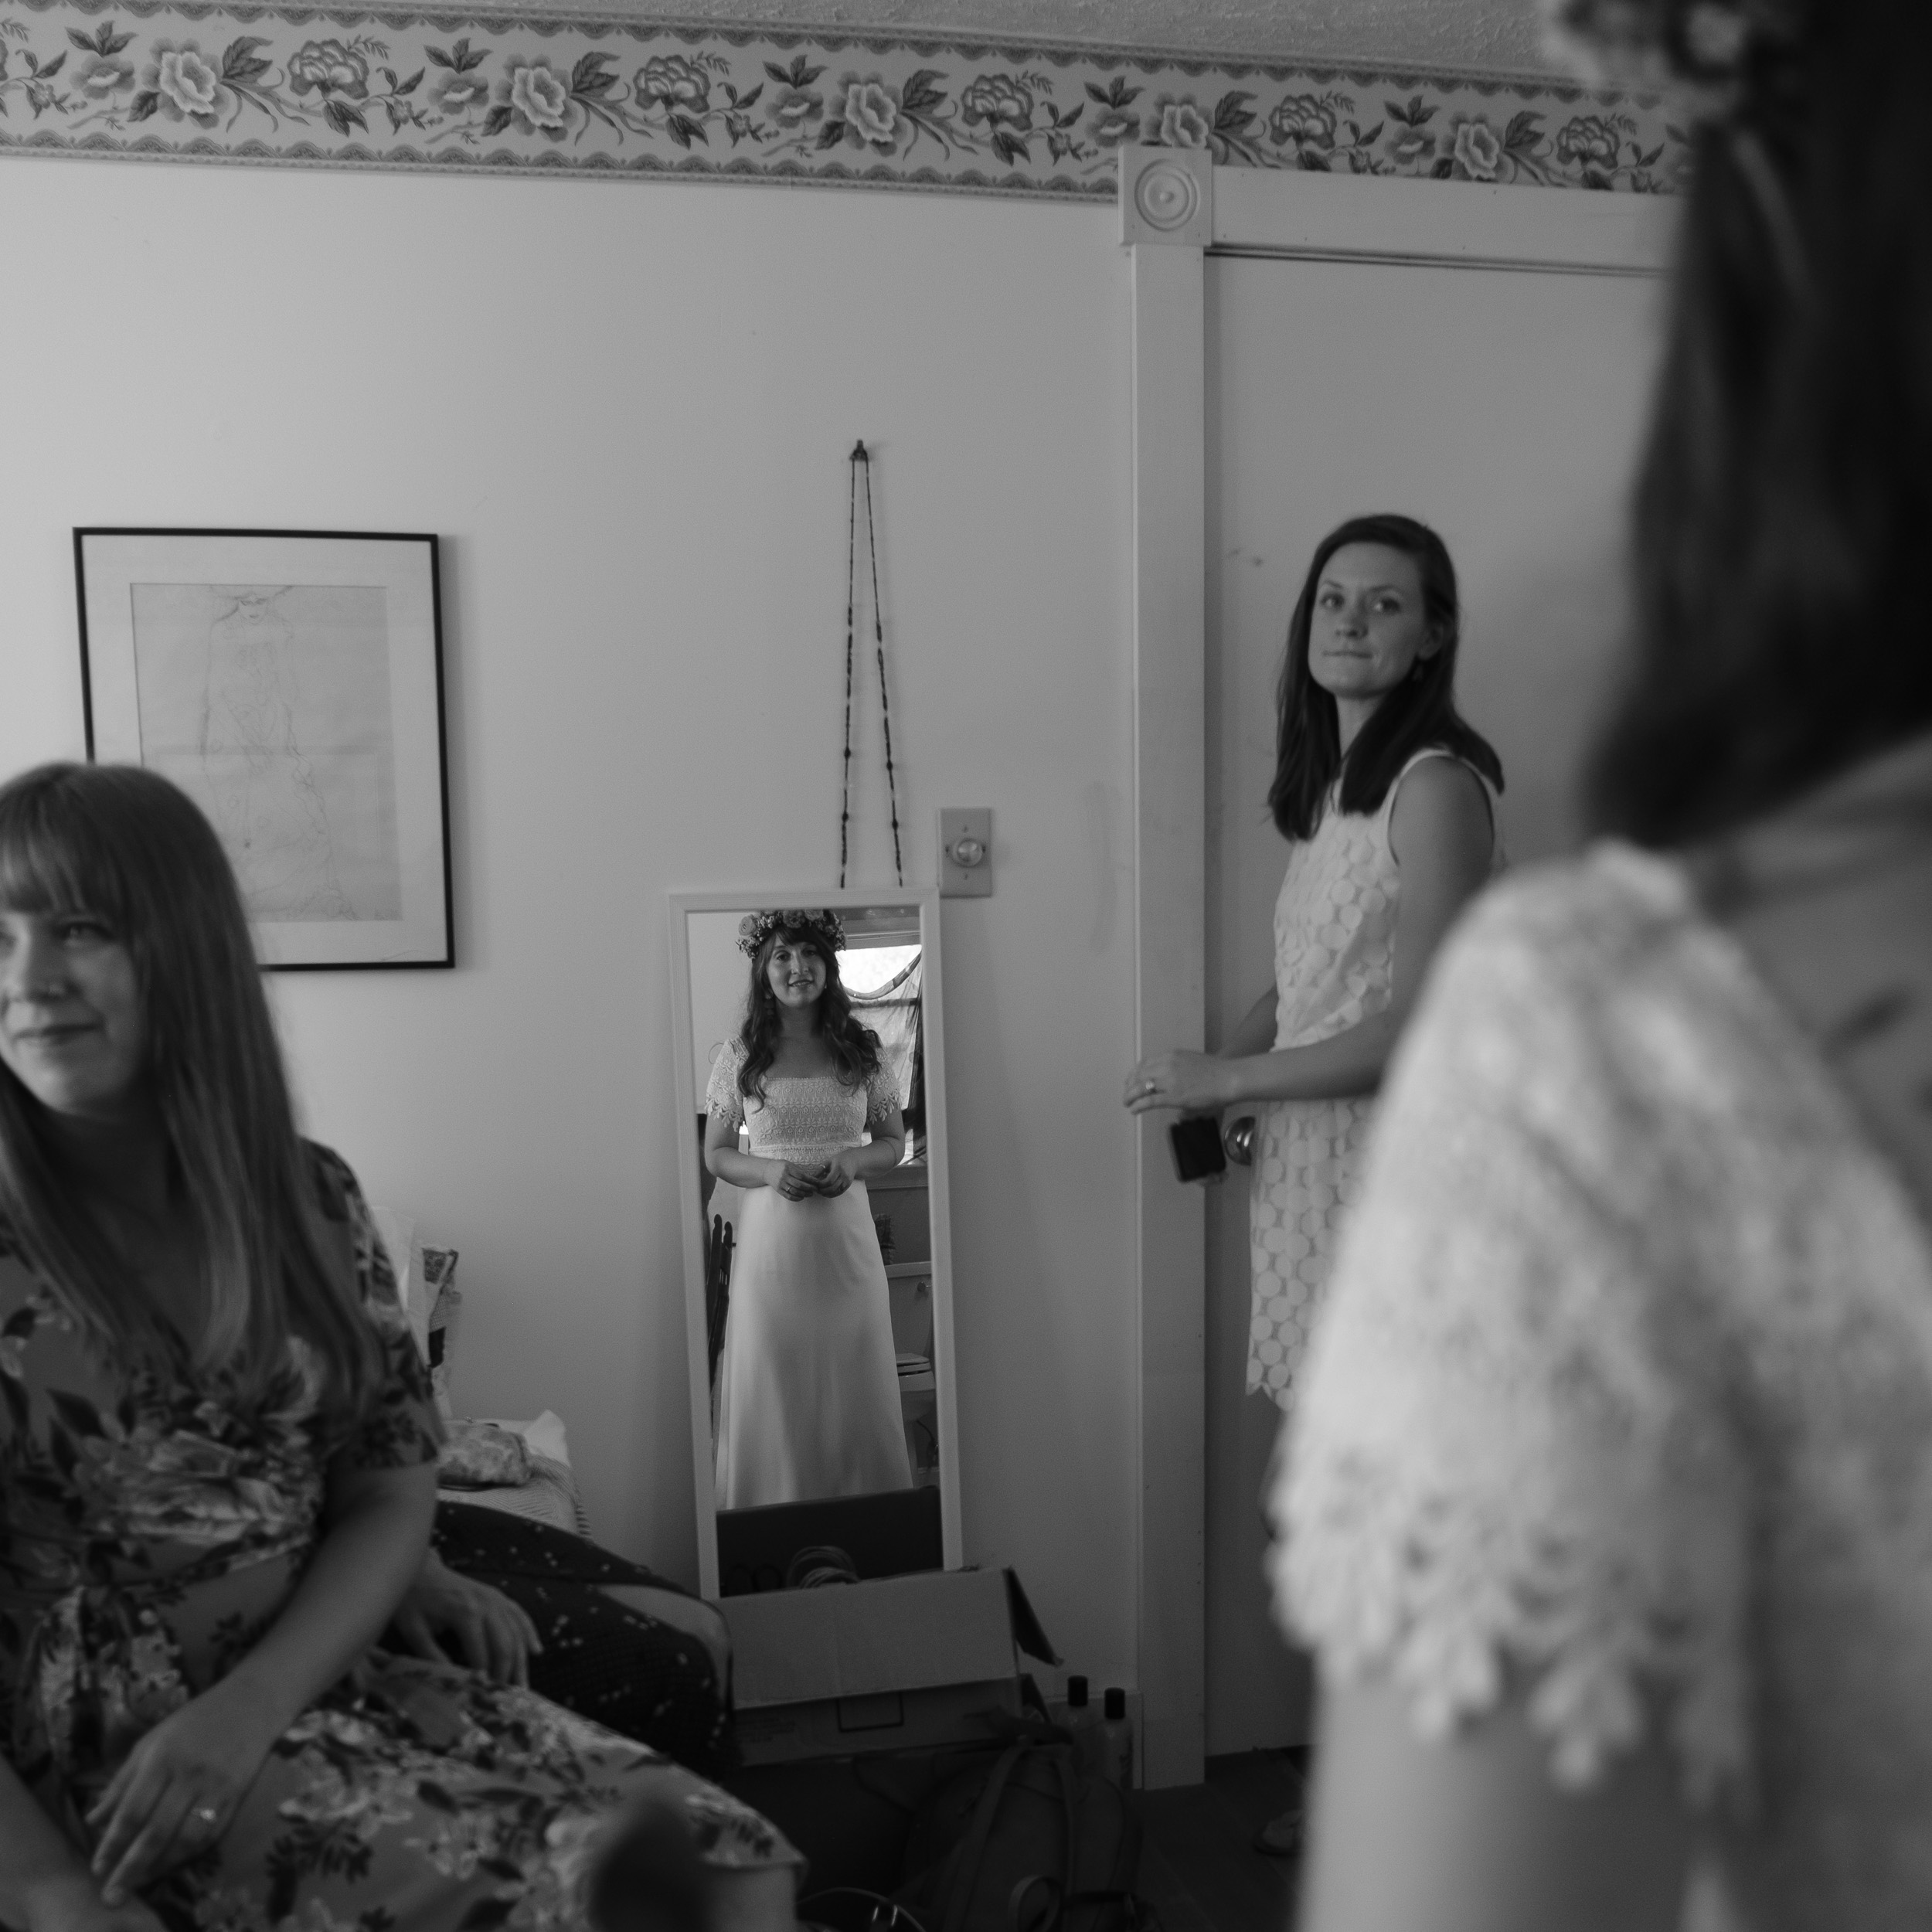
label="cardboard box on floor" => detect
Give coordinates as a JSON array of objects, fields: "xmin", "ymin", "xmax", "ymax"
[{"xmin": 719, "ymin": 1566, "xmax": 1060, "ymax": 1765}]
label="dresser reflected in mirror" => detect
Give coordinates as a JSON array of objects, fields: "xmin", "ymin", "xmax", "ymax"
[{"xmin": 668, "ymin": 889, "xmax": 960, "ymax": 1597}]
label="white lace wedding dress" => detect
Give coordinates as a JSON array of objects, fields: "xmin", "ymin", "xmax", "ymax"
[
  {"xmin": 1272, "ymin": 842, "xmax": 1932, "ymax": 1931},
  {"xmin": 707, "ymin": 1040, "xmax": 912, "ymax": 1511}
]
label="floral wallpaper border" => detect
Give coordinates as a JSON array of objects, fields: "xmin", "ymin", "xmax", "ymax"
[{"xmin": 0, "ymin": 2, "xmax": 1688, "ymax": 197}]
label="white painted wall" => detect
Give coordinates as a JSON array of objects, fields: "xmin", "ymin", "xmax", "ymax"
[
  {"xmin": 0, "ymin": 157, "xmax": 1138, "ymax": 1688},
  {"xmin": 689, "ymin": 910, "xmax": 752, "ymax": 1103}
]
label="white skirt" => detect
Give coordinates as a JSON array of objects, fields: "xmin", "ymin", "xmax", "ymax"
[
  {"xmin": 715, "ymin": 1178, "xmax": 913, "ymax": 1510},
  {"xmin": 1247, "ymin": 1094, "xmax": 1376, "ymax": 1413}
]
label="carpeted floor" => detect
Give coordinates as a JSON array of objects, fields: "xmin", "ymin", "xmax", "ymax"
[
  {"xmin": 728, "ymin": 1740, "xmax": 1309, "ymax": 1932},
  {"xmin": 1136, "ymin": 1750, "xmax": 1307, "ymax": 1932}
]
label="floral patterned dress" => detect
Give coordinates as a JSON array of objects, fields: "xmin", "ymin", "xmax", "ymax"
[{"xmin": 0, "ymin": 1145, "xmax": 795, "ymax": 1932}]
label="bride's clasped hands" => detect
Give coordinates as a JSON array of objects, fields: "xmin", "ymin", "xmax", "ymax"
[{"xmin": 764, "ymin": 1147, "xmax": 862, "ymax": 1201}]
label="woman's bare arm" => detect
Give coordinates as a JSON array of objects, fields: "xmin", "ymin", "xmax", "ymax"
[
  {"xmin": 818, "ymin": 1104, "xmax": 906, "ymax": 1195},
  {"xmin": 1219, "ymin": 987, "xmax": 1280, "ymax": 1060},
  {"xmin": 1300, "ymin": 1679, "xmax": 1691, "ymax": 1932},
  {"xmin": 704, "ymin": 1110, "xmax": 804, "ymax": 1193},
  {"xmin": 224, "ymin": 1455, "xmax": 437, "ymax": 1728},
  {"xmin": 1128, "ymin": 759, "xmax": 1494, "ymax": 1113}
]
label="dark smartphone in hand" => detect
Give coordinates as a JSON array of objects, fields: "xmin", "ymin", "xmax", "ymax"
[{"xmin": 1168, "ymin": 1114, "xmax": 1227, "ymax": 1185}]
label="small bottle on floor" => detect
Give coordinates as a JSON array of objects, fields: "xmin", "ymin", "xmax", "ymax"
[
  {"xmin": 1097, "ymin": 1688, "xmax": 1134, "ymax": 1788},
  {"xmin": 1057, "ymin": 1673, "xmax": 1100, "ymax": 1768}
]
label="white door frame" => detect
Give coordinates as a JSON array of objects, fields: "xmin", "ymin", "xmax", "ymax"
[{"xmin": 1121, "ymin": 148, "xmax": 1675, "ymax": 1789}]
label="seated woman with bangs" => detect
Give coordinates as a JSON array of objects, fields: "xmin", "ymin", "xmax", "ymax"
[{"xmin": 0, "ymin": 762, "xmax": 798, "ymax": 1932}]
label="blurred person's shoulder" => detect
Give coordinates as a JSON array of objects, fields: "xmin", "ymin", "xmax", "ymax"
[
  {"xmin": 1427, "ymin": 840, "xmax": 1709, "ymax": 1043},
  {"xmin": 1458, "ymin": 841, "xmax": 1698, "ymax": 978},
  {"xmin": 1406, "ymin": 842, "xmax": 1753, "ymax": 1140}
]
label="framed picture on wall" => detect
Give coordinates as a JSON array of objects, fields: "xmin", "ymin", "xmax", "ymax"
[{"xmin": 73, "ymin": 527, "xmax": 454, "ymax": 970}]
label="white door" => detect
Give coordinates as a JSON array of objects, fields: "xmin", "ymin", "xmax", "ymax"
[{"xmin": 1202, "ymin": 250, "xmax": 1667, "ymax": 1753}]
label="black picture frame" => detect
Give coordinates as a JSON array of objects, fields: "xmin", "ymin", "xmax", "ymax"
[{"xmin": 73, "ymin": 527, "xmax": 453, "ymax": 970}]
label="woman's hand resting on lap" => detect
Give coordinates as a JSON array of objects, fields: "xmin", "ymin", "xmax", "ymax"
[
  {"xmin": 389, "ymin": 1550, "xmax": 543, "ymax": 1686},
  {"xmin": 86, "ymin": 1679, "xmax": 281, "ymax": 1905},
  {"xmin": 1124, "ymin": 1049, "xmax": 1230, "ymax": 1117}
]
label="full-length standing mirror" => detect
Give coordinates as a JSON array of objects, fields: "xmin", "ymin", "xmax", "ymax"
[{"xmin": 668, "ymin": 889, "xmax": 961, "ymax": 1598}]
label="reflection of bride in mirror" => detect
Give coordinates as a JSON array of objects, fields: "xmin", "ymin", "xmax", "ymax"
[{"xmin": 704, "ymin": 910, "xmax": 913, "ymax": 1509}]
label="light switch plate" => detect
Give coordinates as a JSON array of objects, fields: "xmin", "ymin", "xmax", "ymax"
[{"xmin": 938, "ymin": 807, "xmax": 992, "ymax": 898}]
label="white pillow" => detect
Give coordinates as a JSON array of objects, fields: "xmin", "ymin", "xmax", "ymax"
[{"xmin": 479, "ymin": 1410, "xmax": 573, "ymax": 1468}]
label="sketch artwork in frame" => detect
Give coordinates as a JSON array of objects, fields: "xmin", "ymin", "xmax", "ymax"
[{"xmin": 74, "ymin": 528, "xmax": 453, "ymax": 969}]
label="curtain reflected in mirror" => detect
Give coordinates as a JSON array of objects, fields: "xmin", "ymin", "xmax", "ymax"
[{"xmin": 671, "ymin": 893, "xmax": 959, "ymax": 1597}]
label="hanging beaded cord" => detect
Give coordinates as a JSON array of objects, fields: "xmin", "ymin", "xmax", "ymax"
[{"xmin": 841, "ymin": 440, "xmax": 905, "ymax": 890}]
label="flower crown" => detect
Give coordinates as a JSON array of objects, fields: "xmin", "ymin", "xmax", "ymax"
[
  {"xmin": 737, "ymin": 908, "xmax": 847, "ymax": 957},
  {"xmin": 1543, "ymin": 0, "xmax": 1803, "ymax": 94}
]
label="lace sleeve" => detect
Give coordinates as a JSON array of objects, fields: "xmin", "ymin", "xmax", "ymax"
[
  {"xmin": 1270, "ymin": 876, "xmax": 1753, "ymax": 1812},
  {"xmin": 864, "ymin": 1057, "xmax": 903, "ymax": 1131},
  {"xmin": 706, "ymin": 1040, "xmax": 745, "ymax": 1127}
]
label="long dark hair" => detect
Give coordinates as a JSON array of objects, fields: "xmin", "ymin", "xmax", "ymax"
[
  {"xmin": 0, "ymin": 763, "xmax": 385, "ymax": 1411},
  {"xmin": 1267, "ymin": 514, "xmax": 1503, "ymax": 842},
  {"xmin": 1590, "ymin": 0, "xmax": 1932, "ymax": 844},
  {"xmin": 736, "ymin": 923, "xmax": 883, "ymax": 1103}
]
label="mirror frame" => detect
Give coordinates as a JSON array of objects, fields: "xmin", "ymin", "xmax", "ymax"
[{"xmin": 667, "ymin": 886, "xmax": 962, "ymax": 1597}]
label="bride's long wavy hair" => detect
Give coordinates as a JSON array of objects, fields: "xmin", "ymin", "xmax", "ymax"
[
  {"xmin": 1586, "ymin": 0, "xmax": 1932, "ymax": 842},
  {"xmin": 736, "ymin": 921, "xmax": 882, "ymax": 1104},
  {"xmin": 0, "ymin": 763, "xmax": 385, "ymax": 1413}
]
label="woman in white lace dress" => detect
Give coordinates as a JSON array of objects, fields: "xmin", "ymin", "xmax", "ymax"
[
  {"xmin": 1128, "ymin": 514, "xmax": 1503, "ymax": 1849},
  {"xmin": 705, "ymin": 910, "xmax": 912, "ymax": 1510},
  {"xmin": 1272, "ymin": 3, "xmax": 1932, "ymax": 1929}
]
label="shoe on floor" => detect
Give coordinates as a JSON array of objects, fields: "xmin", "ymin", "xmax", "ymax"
[{"xmin": 1253, "ymin": 1807, "xmax": 1303, "ymax": 1858}]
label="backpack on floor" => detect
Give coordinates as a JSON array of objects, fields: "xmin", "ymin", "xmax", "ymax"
[{"xmin": 890, "ymin": 1731, "xmax": 1150, "ymax": 1932}]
